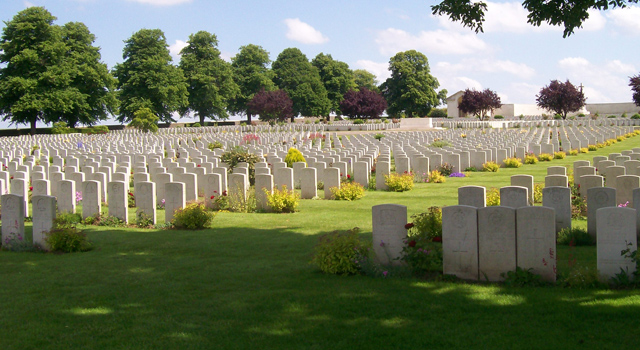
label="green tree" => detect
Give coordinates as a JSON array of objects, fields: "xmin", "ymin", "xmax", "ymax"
[
  {"xmin": 56, "ymin": 22, "xmax": 118, "ymax": 128},
  {"xmin": 0, "ymin": 7, "xmax": 64, "ymax": 134},
  {"xmin": 353, "ymin": 69, "xmax": 379, "ymax": 93},
  {"xmin": 113, "ymin": 29, "xmax": 188, "ymax": 124},
  {"xmin": 380, "ymin": 50, "xmax": 447, "ymax": 118},
  {"xmin": 229, "ymin": 44, "xmax": 277, "ymax": 123},
  {"xmin": 128, "ymin": 107, "xmax": 159, "ymax": 133},
  {"xmin": 178, "ymin": 31, "xmax": 238, "ymax": 125},
  {"xmin": 272, "ymin": 48, "xmax": 331, "ymax": 120},
  {"xmin": 431, "ymin": 0, "xmax": 637, "ymax": 38},
  {"xmin": 311, "ymin": 53, "xmax": 356, "ymax": 115}
]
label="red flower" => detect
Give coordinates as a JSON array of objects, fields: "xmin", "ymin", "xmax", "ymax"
[
  {"xmin": 347, "ymin": 174, "xmax": 351, "ymax": 179},
  {"xmin": 128, "ymin": 192, "xmax": 134, "ymax": 196},
  {"xmin": 404, "ymin": 223, "xmax": 414, "ymax": 229},
  {"xmin": 408, "ymin": 240, "xmax": 417, "ymax": 247},
  {"xmin": 210, "ymin": 195, "xmax": 215, "ymax": 199},
  {"xmin": 29, "ymin": 186, "xmax": 33, "ymax": 191},
  {"xmin": 197, "ymin": 164, "xmax": 201, "ymax": 167},
  {"xmin": 432, "ymin": 237, "xmax": 442, "ymax": 242},
  {"xmin": 222, "ymin": 191, "xmax": 227, "ymax": 196}
]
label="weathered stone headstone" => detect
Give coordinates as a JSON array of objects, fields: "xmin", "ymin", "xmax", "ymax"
[
  {"xmin": 375, "ymin": 161, "xmax": 390, "ymax": 191},
  {"xmin": 165, "ymin": 182, "xmax": 186, "ymax": 223},
  {"xmin": 175, "ymin": 173, "xmax": 198, "ymax": 202},
  {"xmin": 542, "ymin": 186, "xmax": 571, "ymax": 233},
  {"xmin": 500, "ymin": 186, "xmax": 529, "ymax": 208},
  {"xmin": 300, "ymin": 167, "xmax": 317, "ymax": 199},
  {"xmin": 255, "ymin": 174, "xmax": 273, "ymax": 212},
  {"xmin": 587, "ymin": 187, "xmax": 616, "ymax": 239},
  {"xmin": 32, "ymin": 195, "xmax": 56, "ymax": 249},
  {"xmin": 108, "ymin": 181, "xmax": 128, "ymax": 223},
  {"xmin": 204, "ymin": 173, "xmax": 222, "ymax": 208},
  {"xmin": 10, "ymin": 178, "xmax": 28, "ymax": 217},
  {"xmin": 82, "ymin": 180, "xmax": 101, "ymax": 220},
  {"xmin": 547, "ymin": 166, "xmax": 566, "ymax": 176},
  {"xmin": 274, "ymin": 167, "xmax": 294, "ymax": 193},
  {"xmin": 615, "ymin": 175, "xmax": 640, "ymax": 206},
  {"xmin": 545, "ymin": 175, "xmax": 568, "ymax": 187},
  {"xmin": 443, "ymin": 205, "xmax": 478, "ymax": 280},
  {"xmin": 154, "ymin": 173, "xmax": 173, "ymax": 206},
  {"xmin": 228, "ymin": 173, "xmax": 247, "ymax": 208},
  {"xmin": 372, "ymin": 204, "xmax": 407, "ymax": 266},
  {"xmin": 516, "ymin": 206, "xmax": 556, "ymax": 282},
  {"xmin": 478, "ymin": 206, "xmax": 516, "ymax": 281},
  {"xmin": 458, "ymin": 185, "xmax": 486, "ymax": 208},
  {"xmin": 57, "ymin": 180, "xmax": 76, "ymax": 214},
  {"xmin": 603, "ymin": 165, "xmax": 625, "ymax": 189},
  {"xmin": 135, "ymin": 181, "xmax": 156, "ymax": 225},
  {"xmin": 511, "ymin": 175, "xmax": 534, "ymax": 204},
  {"xmin": 597, "ymin": 207, "xmax": 637, "ymax": 280},
  {"xmin": 324, "ymin": 167, "xmax": 340, "ymax": 200},
  {"xmin": 354, "ymin": 161, "xmax": 369, "ymax": 188},
  {"xmin": 1, "ymin": 194, "xmax": 25, "ymax": 248}
]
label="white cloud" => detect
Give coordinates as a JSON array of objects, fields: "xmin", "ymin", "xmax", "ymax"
[
  {"xmin": 220, "ymin": 51, "xmax": 233, "ymax": 63},
  {"xmin": 436, "ymin": 58, "xmax": 535, "ymax": 79},
  {"xmin": 168, "ymin": 39, "xmax": 187, "ymax": 62},
  {"xmin": 24, "ymin": 1, "xmax": 35, "ymax": 7},
  {"xmin": 607, "ymin": 5, "xmax": 640, "ymax": 34},
  {"xmin": 581, "ymin": 10, "xmax": 607, "ymax": 31},
  {"xmin": 375, "ymin": 28, "xmax": 488, "ymax": 56},
  {"xmin": 127, "ymin": 0, "xmax": 192, "ymax": 5},
  {"xmin": 453, "ymin": 77, "xmax": 483, "ymax": 90},
  {"xmin": 283, "ymin": 18, "xmax": 328, "ymax": 44},
  {"xmin": 558, "ymin": 56, "xmax": 635, "ymax": 102},
  {"xmin": 355, "ymin": 60, "xmax": 390, "ymax": 83}
]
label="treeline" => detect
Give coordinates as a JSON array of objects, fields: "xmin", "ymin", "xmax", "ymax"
[{"xmin": 0, "ymin": 7, "xmax": 447, "ymax": 134}]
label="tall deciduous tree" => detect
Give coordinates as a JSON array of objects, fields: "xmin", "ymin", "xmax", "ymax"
[
  {"xmin": 56, "ymin": 22, "xmax": 118, "ymax": 128},
  {"xmin": 630, "ymin": 74, "xmax": 640, "ymax": 107},
  {"xmin": 311, "ymin": 53, "xmax": 356, "ymax": 115},
  {"xmin": 113, "ymin": 29, "xmax": 188, "ymax": 123},
  {"xmin": 179, "ymin": 31, "xmax": 238, "ymax": 125},
  {"xmin": 247, "ymin": 89, "xmax": 293, "ymax": 123},
  {"xmin": 339, "ymin": 88, "xmax": 387, "ymax": 119},
  {"xmin": 380, "ymin": 50, "xmax": 447, "ymax": 118},
  {"xmin": 353, "ymin": 69, "xmax": 379, "ymax": 93},
  {"xmin": 431, "ymin": 0, "xmax": 637, "ymax": 37},
  {"xmin": 272, "ymin": 48, "xmax": 331, "ymax": 120},
  {"xmin": 0, "ymin": 7, "xmax": 64, "ymax": 134},
  {"xmin": 229, "ymin": 44, "xmax": 276, "ymax": 123},
  {"xmin": 458, "ymin": 88, "xmax": 502, "ymax": 121},
  {"xmin": 536, "ymin": 80, "xmax": 586, "ymax": 119}
]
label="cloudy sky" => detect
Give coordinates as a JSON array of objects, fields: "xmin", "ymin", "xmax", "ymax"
[{"xmin": 1, "ymin": 0, "xmax": 639, "ymax": 125}]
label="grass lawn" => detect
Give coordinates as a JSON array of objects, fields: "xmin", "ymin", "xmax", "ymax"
[{"xmin": 2, "ymin": 132, "xmax": 640, "ymax": 349}]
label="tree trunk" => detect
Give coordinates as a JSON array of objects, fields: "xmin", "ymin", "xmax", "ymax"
[
  {"xmin": 30, "ymin": 119, "xmax": 37, "ymax": 135},
  {"xmin": 200, "ymin": 115, "xmax": 205, "ymax": 125},
  {"xmin": 247, "ymin": 113, "xmax": 252, "ymax": 124}
]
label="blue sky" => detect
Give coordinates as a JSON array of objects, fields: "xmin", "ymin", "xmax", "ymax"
[{"xmin": 1, "ymin": 0, "xmax": 639, "ymax": 127}]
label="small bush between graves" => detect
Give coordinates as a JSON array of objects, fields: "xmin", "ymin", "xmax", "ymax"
[
  {"xmin": 631, "ymin": 113, "xmax": 640, "ymax": 119},
  {"xmin": 538, "ymin": 153, "xmax": 553, "ymax": 161},
  {"xmin": 221, "ymin": 146, "xmax": 260, "ymax": 185},
  {"xmin": 401, "ymin": 208, "xmax": 444, "ymax": 274},
  {"xmin": 410, "ymin": 206, "xmax": 443, "ymax": 240},
  {"xmin": 553, "ymin": 151, "xmax": 566, "ymax": 159},
  {"xmin": 503, "ymin": 157, "xmax": 522, "ymax": 168},
  {"xmin": 135, "ymin": 210, "xmax": 154, "ymax": 228},
  {"xmin": 172, "ymin": 202, "xmax": 215, "ymax": 229},
  {"xmin": 580, "ymin": 147, "xmax": 590, "ymax": 153},
  {"xmin": 384, "ymin": 172, "xmax": 415, "ymax": 192},
  {"xmin": 427, "ymin": 170, "xmax": 446, "ymax": 183},
  {"xmin": 501, "ymin": 267, "xmax": 544, "ymax": 287},
  {"xmin": 330, "ymin": 182, "xmax": 365, "ymax": 201},
  {"xmin": 486, "ymin": 187, "xmax": 500, "ymax": 206},
  {"xmin": 569, "ymin": 149, "xmax": 579, "ymax": 156},
  {"xmin": 227, "ymin": 188, "xmax": 257, "ymax": 213},
  {"xmin": 45, "ymin": 228, "xmax": 92, "ymax": 253},
  {"xmin": 481, "ymin": 161, "xmax": 499, "ymax": 172},
  {"xmin": 429, "ymin": 139, "xmax": 452, "ymax": 148},
  {"xmin": 557, "ymin": 227, "xmax": 594, "ymax": 246},
  {"xmin": 284, "ymin": 148, "xmax": 306, "ymax": 167},
  {"xmin": 128, "ymin": 191, "xmax": 135, "ymax": 208},
  {"xmin": 208, "ymin": 141, "xmax": 223, "ymax": 151},
  {"xmin": 374, "ymin": 133, "xmax": 384, "ymax": 141},
  {"xmin": 570, "ymin": 186, "xmax": 587, "ymax": 219},
  {"xmin": 265, "ymin": 186, "xmax": 299, "ymax": 213},
  {"xmin": 437, "ymin": 162, "xmax": 454, "ymax": 176},
  {"xmin": 310, "ymin": 228, "xmax": 369, "ymax": 276},
  {"xmin": 533, "ymin": 183, "xmax": 543, "ymax": 204},
  {"xmin": 352, "ymin": 119, "xmax": 365, "ymax": 124},
  {"xmin": 524, "ymin": 154, "xmax": 538, "ymax": 164},
  {"xmin": 559, "ymin": 265, "xmax": 603, "ymax": 289}
]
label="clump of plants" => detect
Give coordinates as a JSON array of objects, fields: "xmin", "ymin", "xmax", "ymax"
[
  {"xmin": 330, "ymin": 182, "xmax": 365, "ymax": 201},
  {"xmin": 374, "ymin": 133, "xmax": 384, "ymax": 141},
  {"xmin": 503, "ymin": 157, "xmax": 522, "ymax": 168},
  {"xmin": 557, "ymin": 227, "xmax": 594, "ymax": 246},
  {"xmin": 284, "ymin": 148, "xmax": 306, "ymax": 167},
  {"xmin": 524, "ymin": 154, "xmax": 538, "ymax": 164},
  {"xmin": 401, "ymin": 207, "xmax": 443, "ymax": 274},
  {"xmin": 429, "ymin": 139, "xmax": 452, "ymax": 148},
  {"xmin": 554, "ymin": 151, "xmax": 566, "ymax": 159},
  {"xmin": 437, "ymin": 163, "xmax": 454, "ymax": 176},
  {"xmin": 533, "ymin": 183, "xmax": 544, "ymax": 204},
  {"xmin": 481, "ymin": 161, "xmax": 499, "ymax": 172},
  {"xmin": 172, "ymin": 202, "xmax": 215, "ymax": 229},
  {"xmin": 310, "ymin": 228, "xmax": 370, "ymax": 275},
  {"xmin": 208, "ymin": 141, "xmax": 223, "ymax": 151},
  {"xmin": 486, "ymin": 187, "xmax": 500, "ymax": 206},
  {"xmin": 265, "ymin": 186, "xmax": 299, "ymax": 213},
  {"xmin": 569, "ymin": 149, "xmax": 578, "ymax": 156},
  {"xmin": 384, "ymin": 172, "xmax": 415, "ymax": 192},
  {"xmin": 221, "ymin": 146, "xmax": 260, "ymax": 185},
  {"xmin": 501, "ymin": 267, "xmax": 544, "ymax": 287},
  {"xmin": 45, "ymin": 212, "xmax": 92, "ymax": 253},
  {"xmin": 538, "ymin": 153, "xmax": 553, "ymax": 161},
  {"xmin": 427, "ymin": 170, "xmax": 446, "ymax": 183}
]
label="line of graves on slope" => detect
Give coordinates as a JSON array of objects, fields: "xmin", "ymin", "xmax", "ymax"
[
  {"xmin": 372, "ymin": 152, "xmax": 640, "ymax": 282},
  {"xmin": 436, "ymin": 116, "xmax": 640, "ymax": 129}
]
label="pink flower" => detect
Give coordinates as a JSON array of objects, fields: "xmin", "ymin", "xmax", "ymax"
[{"xmin": 382, "ymin": 271, "xmax": 388, "ymax": 277}]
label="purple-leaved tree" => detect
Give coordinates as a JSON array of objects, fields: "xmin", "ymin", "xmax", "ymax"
[
  {"xmin": 339, "ymin": 88, "xmax": 387, "ymax": 119},
  {"xmin": 536, "ymin": 80, "xmax": 586, "ymax": 119},
  {"xmin": 247, "ymin": 89, "xmax": 293, "ymax": 124},
  {"xmin": 630, "ymin": 74, "xmax": 640, "ymax": 107},
  {"xmin": 458, "ymin": 88, "xmax": 501, "ymax": 121}
]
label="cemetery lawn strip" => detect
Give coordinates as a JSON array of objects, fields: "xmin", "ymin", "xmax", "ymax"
[{"xmin": 1, "ymin": 135, "xmax": 640, "ymax": 348}]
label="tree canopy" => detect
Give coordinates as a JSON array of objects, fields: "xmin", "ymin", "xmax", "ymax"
[
  {"xmin": 458, "ymin": 88, "xmax": 502, "ymax": 121},
  {"xmin": 339, "ymin": 88, "xmax": 387, "ymax": 119},
  {"xmin": 431, "ymin": 0, "xmax": 638, "ymax": 38},
  {"xmin": 229, "ymin": 44, "xmax": 277, "ymax": 123},
  {"xmin": 178, "ymin": 31, "xmax": 238, "ymax": 125},
  {"xmin": 272, "ymin": 48, "xmax": 331, "ymax": 120},
  {"xmin": 353, "ymin": 69, "xmax": 380, "ymax": 93},
  {"xmin": 630, "ymin": 74, "xmax": 640, "ymax": 107},
  {"xmin": 247, "ymin": 89, "xmax": 293, "ymax": 123},
  {"xmin": 311, "ymin": 53, "xmax": 356, "ymax": 115},
  {"xmin": 536, "ymin": 80, "xmax": 586, "ymax": 119},
  {"xmin": 128, "ymin": 107, "xmax": 159, "ymax": 133},
  {"xmin": 113, "ymin": 29, "xmax": 188, "ymax": 124},
  {"xmin": 380, "ymin": 50, "xmax": 447, "ymax": 118}
]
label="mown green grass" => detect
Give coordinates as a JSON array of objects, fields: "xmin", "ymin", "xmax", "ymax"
[{"xmin": 1, "ymin": 131, "xmax": 640, "ymax": 349}]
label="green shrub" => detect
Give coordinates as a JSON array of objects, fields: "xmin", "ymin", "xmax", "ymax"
[
  {"xmin": 385, "ymin": 172, "xmax": 415, "ymax": 192},
  {"xmin": 221, "ymin": 146, "xmax": 260, "ymax": 185},
  {"xmin": 557, "ymin": 227, "xmax": 595, "ymax": 246},
  {"xmin": 503, "ymin": 157, "xmax": 522, "ymax": 168},
  {"xmin": 311, "ymin": 228, "xmax": 369, "ymax": 275},
  {"xmin": 430, "ymin": 139, "xmax": 452, "ymax": 148},
  {"xmin": 607, "ymin": 115, "xmax": 616, "ymax": 118},
  {"xmin": 560, "ymin": 265, "xmax": 603, "ymax": 289},
  {"xmin": 464, "ymin": 166, "xmax": 478, "ymax": 172},
  {"xmin": 524, "ymin": 154, "xmax": 538, "ymax": 164},
  {"xmin": 172, "ymin": 202, "xmax": 215, "ymax": 229},
  {"xmin": 533, "ymin": 183, "xmax": 543, "ymax": 204},
  {"xmin": 437, "ymin": 163, "xmax": 454, "ymax": 176},
  {"xmin": 502, "ymin": 267, "xmax": 544, "ymax": 287},
  {"xmin": 374, "ymin": 133, "xmax": 384, "ymax": 141},
  {"xmin": 486, "ymin": 187, "xmax": 500, "ymax": 206},
  {"xmin": 538, "ymin": 153, "xmax": 553, "ymax": 161},
  {"xmin": 482, "ymin": 161, "xmax": 499, "ymax": 172},
  {"xmin": 45, "ymin": 227, "xmax": 92, "ymax": 253},
  {"xmin": 427, "ymin": 170, "xmax": 446, "ymax": 183},
  {"xmin": 330, "ymin": 182, "xmax": 365, "ymax": 201},
  {"xmin": 569, "ymin": 149, "xmax": 579, "ymax": 156},
  {"xmin": 51, "ymin": 122, "xmax": 72, "ymax": 134},
  {"xmin": 494, "ymin": 115, "xmax": 504, "ymax": 119},
  {"xmin": 553, "ymin": 114, "xmax": 562, "ymax": 120},
  {"xmin": 429, "ymin": 108, "xmax": 448, "ymax": 118},
  {"xmin": 54, "ymin": 212, "xmax": 82, "ymax": 229},
  {"xmin": 631, "ymin": 113, "xmax": 640, "ymax": 119},
  {"xmin": 352, "ymin": 119, "xmax": 365, "ymax": 125},
  {"xmin": 208, "ymin": 141, "xmax": 223, "ymax": 151},
  {"xmin": 265, "ymin": 186, "xmax": 299, "ymax": 213},
  {"xmin": 284, "ymin": 148, "xmax": 306, "ymax": 168},
  {"xmin": 410, "ymin": 207, "xmax": 442, "ymax": 240},
  {"xmin": 554, "ymin": 151, "xmax": 566, "ymax": 159},
  {"xmin": 191, "ymin": 122, "xmax": 201, "ymax": 127}
]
